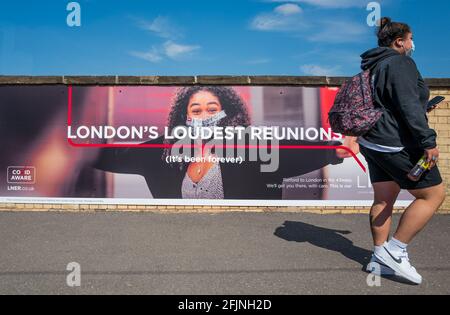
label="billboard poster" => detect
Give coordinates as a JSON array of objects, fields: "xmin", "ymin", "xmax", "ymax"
[{"xmin": 0, "ymin": 85, "xmax": 414, "ymax": 206}]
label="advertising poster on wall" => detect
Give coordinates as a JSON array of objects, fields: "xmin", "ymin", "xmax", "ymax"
[{"xmin": 0, "ymin": 85, "xmax": 414, "ymax": 206}]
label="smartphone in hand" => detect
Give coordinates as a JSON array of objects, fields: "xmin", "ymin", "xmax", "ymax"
[{"xmin": 427, "ymin": 96, "xmax": 445, "ymax": 112}]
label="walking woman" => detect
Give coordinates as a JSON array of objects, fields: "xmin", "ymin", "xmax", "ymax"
[{"xmin": 355, "ymin": 17, "xmax": 446, "ymax": 284}]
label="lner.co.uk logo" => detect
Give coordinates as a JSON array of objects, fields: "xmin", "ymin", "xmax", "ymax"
[{"xmin": 7, "ymin": 166, "xmax": 36, "ymax": 185}]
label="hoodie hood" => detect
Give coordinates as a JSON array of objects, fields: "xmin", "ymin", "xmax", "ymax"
[{"xmin": 361, "ymin": 47, "xmax": 400, "ymax": 71}]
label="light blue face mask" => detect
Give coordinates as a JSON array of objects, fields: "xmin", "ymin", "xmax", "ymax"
[
  {"xmin": 186, "ymin": 110, "xmax": 227, "ymax": 128},
  {"xmin": 405, "ymin": 40, "xmax": 415, "ymax": 57}
]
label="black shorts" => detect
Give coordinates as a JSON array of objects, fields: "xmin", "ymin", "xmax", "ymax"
[{"xmin": 359, "ymin": 145, "xmax": 443, "ymax": 190}]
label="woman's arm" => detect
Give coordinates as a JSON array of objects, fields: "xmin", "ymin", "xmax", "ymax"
[
  {"xmin": 93, "ymin": 137, "xmax": 165, "ymax": 175},
  {"xmin": 271, "ymin": 139, "xmax": 345, "ymax": 180},
  {"xmin": 387, "ymin": 56, "xmax": 437, "ymax": 150}
]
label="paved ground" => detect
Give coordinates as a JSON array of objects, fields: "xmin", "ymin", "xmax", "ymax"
[{"xmin": 0, "ymin": 212, "xmax": 449, "ymax": 295}]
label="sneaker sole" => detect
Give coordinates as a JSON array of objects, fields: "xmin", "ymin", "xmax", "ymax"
[{"xmin": 374, "ymin": 251, "xmax": 422, "ymax": 284}]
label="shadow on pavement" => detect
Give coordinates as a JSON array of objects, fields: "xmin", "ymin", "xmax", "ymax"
[
  {"xmin": 274, "ymin": 220, "xmax": 371, "ymax": 266},
  {"xmin": 273, "ymin": 220, "xmax": 420, "ymax": 285}
]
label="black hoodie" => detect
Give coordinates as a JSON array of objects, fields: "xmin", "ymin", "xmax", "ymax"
[{"xmin": 360, "ymin": 47, "xmax": 436, "ymax": 150}]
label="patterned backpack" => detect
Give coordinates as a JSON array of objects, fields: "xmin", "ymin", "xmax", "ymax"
[{"xmin": 328, "ymin": 70, "xmax": 383, "ymax": 136}]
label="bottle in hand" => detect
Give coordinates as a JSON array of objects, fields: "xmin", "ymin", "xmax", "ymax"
[{"xmin": 407, "ymin": 154, "xmax": 431, "ymax": 182}]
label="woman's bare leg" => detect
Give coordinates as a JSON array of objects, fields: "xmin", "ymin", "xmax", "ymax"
[
  {"xmin": 393, "ymin": 183, "xmax": 446, "ymax": 244},
  {"xmin": 371, "ymin": 181, "xmax": 401, "ymax": 246}
]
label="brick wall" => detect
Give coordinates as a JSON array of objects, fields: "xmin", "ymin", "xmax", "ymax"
[
  {"xmin": 0, "ymin": 76, "xmax": 449, "ymax": 214},
  {"xmin": 429, "ymin": 88, "xmax": 450, "ymax": 213}
]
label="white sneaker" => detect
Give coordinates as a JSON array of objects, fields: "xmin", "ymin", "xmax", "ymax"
[
  {"xmin": 374, "ymin": 246, "xmax": 422, "ymax": 284},
  {"xmin": 366, "ymin": 254, "xmax": 398, "ymax": 276}
]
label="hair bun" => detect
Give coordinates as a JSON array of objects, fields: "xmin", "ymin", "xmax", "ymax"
[{"xmin": 379, "ymin": 17, "xmax": 391, "ymax": 28}]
